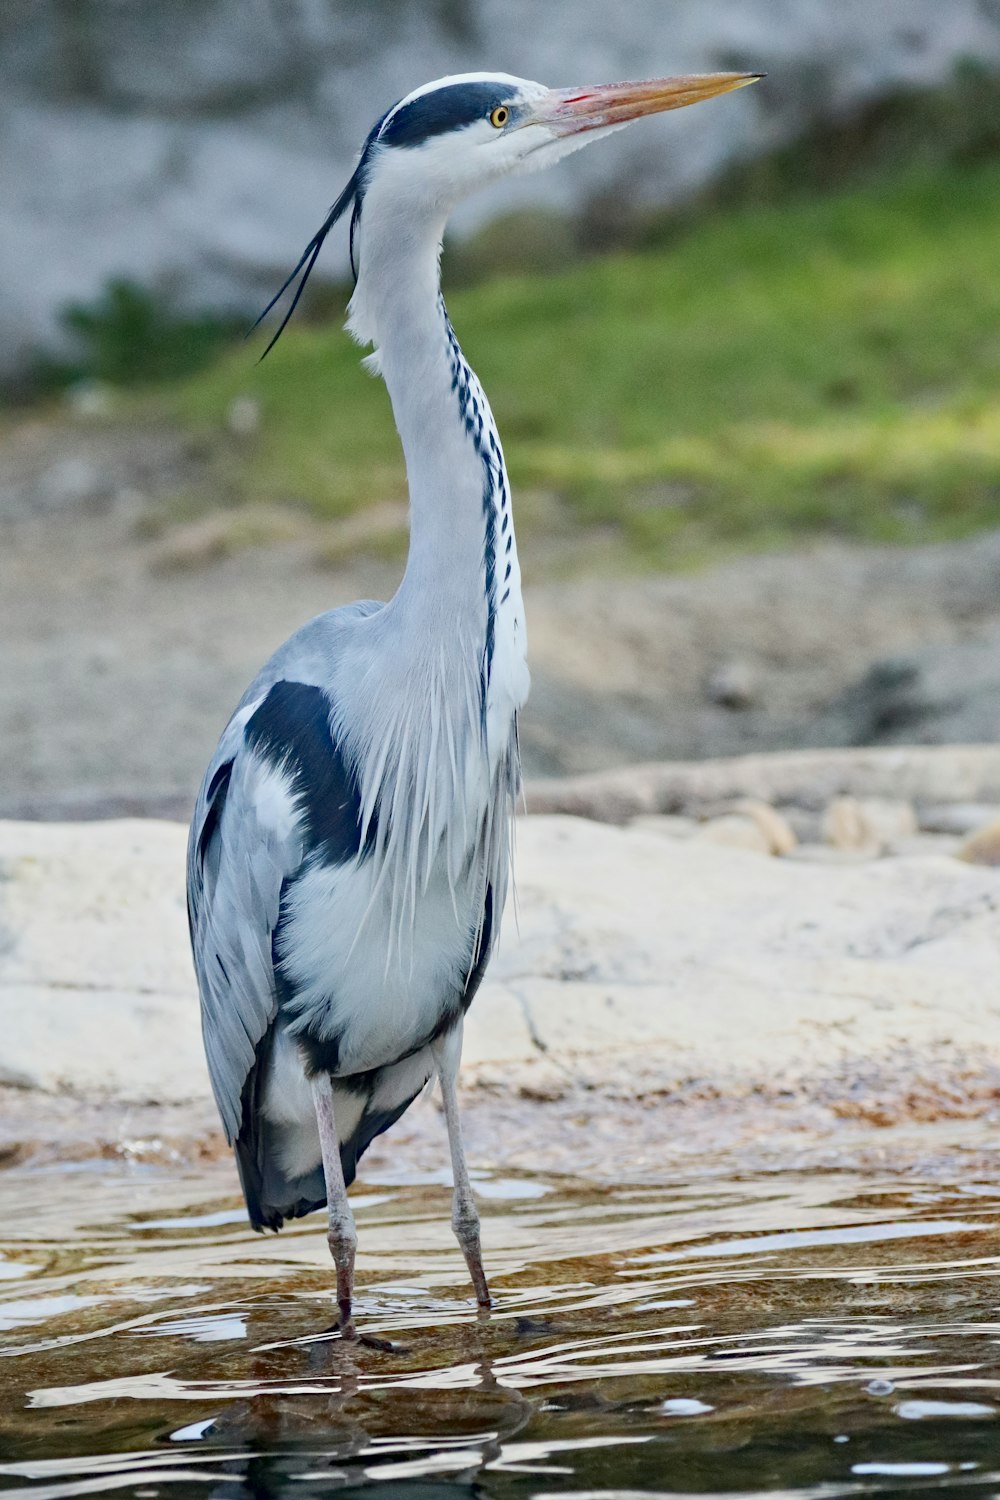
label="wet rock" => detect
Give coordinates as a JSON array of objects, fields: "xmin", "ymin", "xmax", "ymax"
[{"xmin": 514, "ymin": 1316, "xmax": 556, "ymax": 1336}]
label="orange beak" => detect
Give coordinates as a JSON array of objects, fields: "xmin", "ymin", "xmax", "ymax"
[{"xmin": 534, "ymin": 72, "xmax": 764, "ymax": 135}]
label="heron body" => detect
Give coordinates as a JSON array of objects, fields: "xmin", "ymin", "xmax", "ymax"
[{"xmin": 187, "ymin": 67, "xmax": 760, "ymax": 1323}]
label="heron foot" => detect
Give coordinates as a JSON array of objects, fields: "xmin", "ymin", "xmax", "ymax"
[
  {"xmin": 327, "ymin": 1219, "xmax": 357, "ymax": 1331},
  {"xmin": 358, "ymin": 1332, "xmax": 396, "ymax": 1352}
]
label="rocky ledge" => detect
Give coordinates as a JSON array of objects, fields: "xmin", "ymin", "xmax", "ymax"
[{"xmin": 1, "ymin": 745, "xmax": 999, "ymax": 1171}]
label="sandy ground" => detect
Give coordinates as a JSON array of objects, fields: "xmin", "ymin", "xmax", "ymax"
[{"xmin": 3, "ymin": 413, "xmax": 1000, "ymax": 819}]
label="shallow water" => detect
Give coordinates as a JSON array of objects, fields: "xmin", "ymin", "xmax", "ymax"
[{"xmin": 1, "ymin": 1154, "xmax": 999, "ymax": 1497}]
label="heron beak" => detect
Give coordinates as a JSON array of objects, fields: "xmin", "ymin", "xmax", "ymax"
[{"xmin": 534, "ymin": 72, "xmax": 764, "ymax": 136}]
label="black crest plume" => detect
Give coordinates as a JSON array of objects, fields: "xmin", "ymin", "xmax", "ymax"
[{"xmin": 250, "ymin": 120, "xmax": 385, "ymax": 360}]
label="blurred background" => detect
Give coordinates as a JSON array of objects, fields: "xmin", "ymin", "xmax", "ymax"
[{"xmin": 3, "ymin": 0, "xmax": 1000, "ymax": 819}]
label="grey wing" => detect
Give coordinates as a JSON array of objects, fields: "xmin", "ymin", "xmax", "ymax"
[
  {"xmin": 187, "ymin": 704, "xmax": 304, "ymax": 1142},
  {"xmin": 187, "ymin": 600, "xmax": 383, "ymax": 1142}
]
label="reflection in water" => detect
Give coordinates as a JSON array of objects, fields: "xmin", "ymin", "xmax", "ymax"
[{"xmin": 0, "ymin": 1158, "xmax": 998, "ymax": 1495}]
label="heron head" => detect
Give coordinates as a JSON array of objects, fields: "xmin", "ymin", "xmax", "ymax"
[
  {"xmin": 255, "ymin": 69, "xmax": 762, "ymax": 354},
  {"xmin": 368, "ymin": 70, "xmax": 762, "ymax": 198}
]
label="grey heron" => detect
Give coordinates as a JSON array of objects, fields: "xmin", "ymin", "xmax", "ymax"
[{"xmin": 187, "ymin": 68, "xmax": 760, "ymax": 1327}]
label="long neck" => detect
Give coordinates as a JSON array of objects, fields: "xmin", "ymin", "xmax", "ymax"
[{"xmin": 348, "ymin": 218, "xmax": 511, "ymax": 643}]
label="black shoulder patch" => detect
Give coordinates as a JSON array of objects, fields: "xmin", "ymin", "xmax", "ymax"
[
  {"xmin": 244, "ymin": 681, "xmax": 374, "ymax": 866},
  {"xmin": 380, "ymin": 81, "xmax": 512, "ymax": 149}
]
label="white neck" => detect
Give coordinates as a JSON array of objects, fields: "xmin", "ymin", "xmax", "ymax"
[{"xmin": 347, "ymin": 195, "xmax": 527, "ymax": 733}]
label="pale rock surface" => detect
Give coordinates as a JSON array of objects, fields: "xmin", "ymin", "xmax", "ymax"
[
  {"xmin": 1, "ymin": 813, "xmax": 998, "ymax": 1106},
  {"xmin": 627, "ymin": 815, "xmax": 697, "ymax": 841},
  {"xmin": 0, "ymin": 821, "xmax": 195, "ymax": 1096}
]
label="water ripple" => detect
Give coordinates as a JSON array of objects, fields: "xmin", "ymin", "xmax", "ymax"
[{"xmin": 0, "ymin": 1162, "xmax": 999, "ymax": 1495}]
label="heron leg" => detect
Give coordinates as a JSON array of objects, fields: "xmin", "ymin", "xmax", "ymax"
[
  {"xmin": 432, "ymin": 1026, "xmax": 491, "ymax": 1308},
  {"xmin": 310, "ymin": 1073, "xmax": 358, "ymax": 1330}
]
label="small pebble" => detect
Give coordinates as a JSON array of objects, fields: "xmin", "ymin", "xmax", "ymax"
[
  {"xmin": 661, "ymin": 1398, "xmax": 714, "ymax": 1416},
  {"xmin": 865, "ymin": 1378, "xmax": 895, "ymax": 1396},
  {"xmin": 65, "ymin": 379, "xmax": 113, "ymax": 419},
  {"xmin": 514, "ymin": 1316, "xmax": 555, "ymax": 1336},
  {"xmin": 822, "ymin": 797, "xmax": 916, "ymax": 853},
  {"xmin": 955, "ymin": 816, "xmax": 1000, "ymax": 868},
  {"xmin": 733, "ymin": 799, "xmax": 798, "ymax": 856},
  {"xmin": 706, "ymin": 659, "xmax": 758, "ymax": 710},
  {"xmin": 358, "ymin": 1332, "xmax": 397, "ymax": 1352},
  {"xmin": 823, "ymin": 797, "xmax": 875, "ymax": 852},
  {"xmin": 226, "ymin": 395, "xmax": 261, "ymax": 437},
  {"xmin": 695, "ymin": 813, "xmax": 771, "ymax": 854}
]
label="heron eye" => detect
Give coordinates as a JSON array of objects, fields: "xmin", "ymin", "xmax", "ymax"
[{"xmin": 489, "ymin": 105, "xmax": 510, "ymax": 129}]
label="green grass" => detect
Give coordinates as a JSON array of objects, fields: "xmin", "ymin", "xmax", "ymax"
[{"xmin": 153, "ymin": 159, "xmax": 1000, "ymax": 571}]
